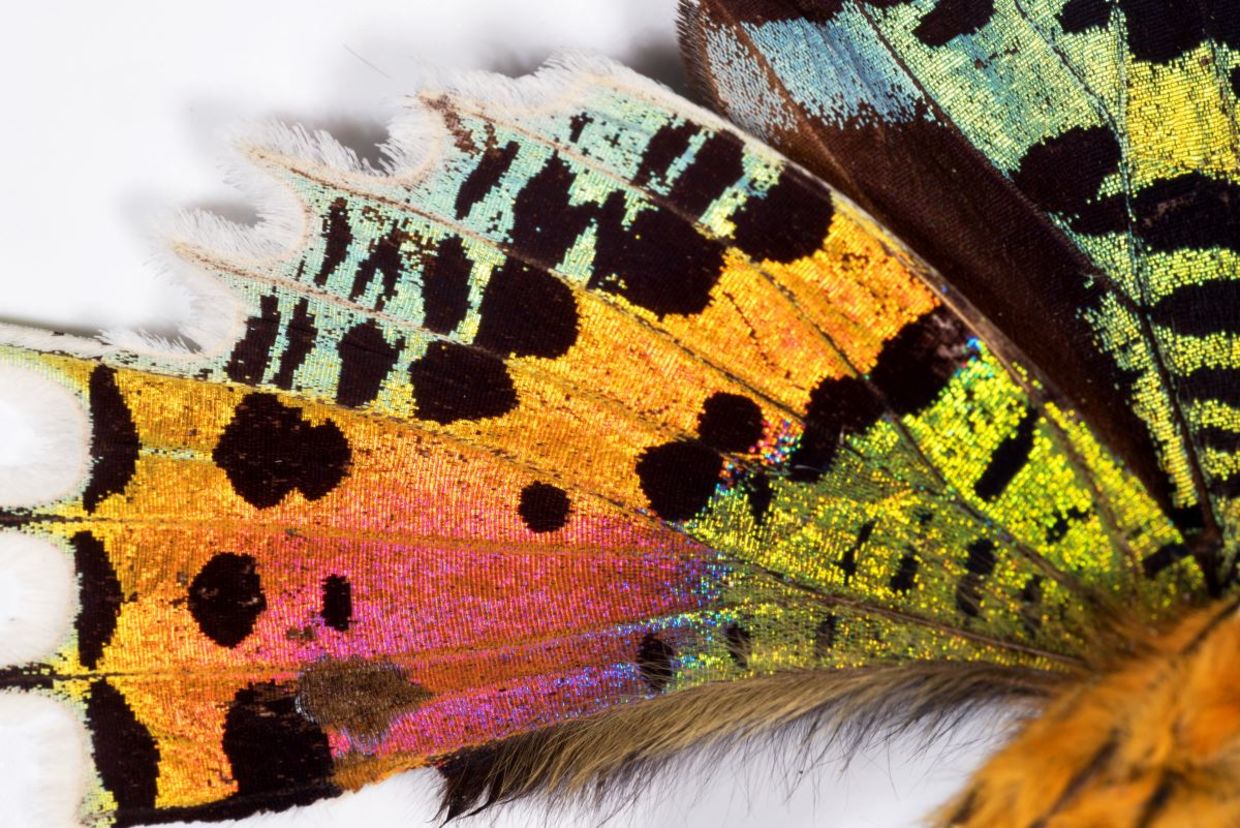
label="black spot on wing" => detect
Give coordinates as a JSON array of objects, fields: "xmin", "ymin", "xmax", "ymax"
[
  {"xmin": 518, "ymin": 482, "xmax": 571, "ymax": 533},
  {"xmin": 1179, "ymin": 366, "xmax": 1240, "ymax": 408},
  {"xmin": 789, "ymin": 375, "xmax": 885, "ymax": 482},
  {"xmin": 838, "ymin": 520, "xmax": 874, "ymax": 585},
  {"xmin": 336, "ymin": 320, "xmax": 401, "ymax": 408},
  {"xmin": 509, "ymin": 152, "xmax": 725, "ymax": 318},
  {"xmin": 270, "ymin": 298, "xmax": 318, "ymax": 391},
  {"xmin": 1213, "ymin": 472, "xmax": 1240, "ymax": 499},
  {"xmin": 1232, "ymin": 66, "xmax": 1240, "ymax": 99},
  {"xmin": 592, "ymin": 197, "xmax": 725, "ymax": 317},
  {"xmin": 912, "ymin": 0, "xmax": 996, "ymax": 46},
  {"xmin": 1057, "ymin": 0, "xmax": 1240, "ymax": 63},
  {"xmin": 1142, "ymin": 542, "xmax": 1191, "ymax": 577},
  {"xmin": 474, "ymin": 260, "xmax": 579, "ymax": 358},
  {"xmin": 351, "ymin": 225, "xmax": 405, "ymax": 310},
  {"xmin": 731, "ymin": 167, "xmax": 835, "ymax": 263},
  {"xmin": 86, "ymin": 680, "xmax": 159, "ymax": 812},
  {"xmin": 422, "ymin": 235, "xmax": 474, "ymax": 335},
  {"xmin": 73, "ymin": 532, "xmax": 123, "ymax": 670},
  {"xmin": 973, "ymin": 408, "xmax": 1039, "ymax": 501},
  {"xmin": 409, "ymin": 341, "xmax": 518, "ymax": 424},
  {"xmin": 1058, "ymin": 0, "xmax": 1113, "ymax": 32},
  {"xmin": 637, "ymin": 632, "xmax": 676, "ymax": 692},
  {"xmin": 1012, "ymin": 126, "xmax": 1121, "ymax": 216},
  {"xmin": 213, "ymin": 393, "xmax": 351, "ymax": 508},
  {"xmin": 1019, "ymin": 575, "xmax": 1044, "ymax": 637},
  {"xmin": 888, "ymin": 548, "xmax": 919, "ymax": 593},
  {"xmin": 1046, "ymin": 506, "xmax": 1090, "ymax": 544},
  {"xmin": 666, "ymin": 131, "xmax": 745, "ymax": 214},
  {"xmin": 1134, "ymin": 173, "xmax": 1240, "ymax": 254},
  {"xmin": 697, "ymin": 392, "xmax": 764, "ymax": 452},
  {"xmin": 635, "ymin": 121, "xmax": 698, "ymax": 188},
  {"xmin": 1148, "ymin": 279, "xmax": 1240, "ymax": 336},
  {"xmin": 321, "ymin": 574, "xmax": 352, "ymax": 632},
  {"xmin": 316, "ymin": 197, "xmax": 353, "ymax": 287},
  {"xmin": 956, "ymin": 539, "xmax": 998, "ymax": 618},
  {"xmin": 226, "ymin": 293, "xmax": 281, "ymax": 385},
  {"xmin": 747, "ymin": 471, "xmax": 774, "ymax": 524},
  {"xmin": 568, "ymin": 113, "xmax": 592, "ymax": 144},
  {"xmin": 455, "ymin": 140, "xmax": 520, "ymax": 220},
  {"xmin": 1198, "ymin": 425, "xmax": 1240, "ymax": 452},
  {"xmin": 509, "ymin": 154, "xmax": 598, "ymax": 264},
  {"xmin": 869, "ymin": 307, "xmax": 974, "ymax": 415},
  {"xmin": 1116, "ymin": 0, "xmax": 1222, "ymax": 64},
  {"xmin": 813, "ymin": 614, "xmax": 838, "ymax": 660},
  {"xmin": 223, "ymin": 682, "xmax": 337, "ymax": 800},
  {"xmin": 83, "ymin": 365, "xmax": 140, "ymax": 513},
  {"xmin": 724, "ymin": 622, "xmax": 753, "ymax": 669},
  {"xmin": 636, "ymin": 441, "xmax": 723, "ymax": 521},
  {"xmin": 188, "ymin": 552, "xmax": 267, "ymax": 648}
]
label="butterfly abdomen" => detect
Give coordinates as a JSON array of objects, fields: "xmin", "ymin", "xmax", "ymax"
[{"xmin": 944, "ymin": 601, "xmax": 1240, "ymax": 827}]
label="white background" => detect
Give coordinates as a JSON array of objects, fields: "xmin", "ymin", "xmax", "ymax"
[{"xmin": 0, "ymin": 2, "xmax": 1004, "ymax": 826}]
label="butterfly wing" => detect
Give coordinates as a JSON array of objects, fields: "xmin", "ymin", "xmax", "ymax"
[
  {"xmin": 0, "ymin": 57, "xmax": 1195, "ymax": 824},
  {"xmin": 682, "ymin": 0, "xmax": 1240, "ymax": 569}
]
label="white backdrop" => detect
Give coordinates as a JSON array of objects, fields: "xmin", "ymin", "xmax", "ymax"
[{"xmin": 0, "ymin": 3, "xmax": 1005, "ymax": 826}]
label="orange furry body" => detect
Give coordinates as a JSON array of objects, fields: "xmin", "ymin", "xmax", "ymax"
[{"xmin": 946, "ymin": 601, "xmax": 1240, "ymax": 827}]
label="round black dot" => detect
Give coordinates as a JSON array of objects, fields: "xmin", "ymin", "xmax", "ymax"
[
  {"xmin": 518, "ymin": 482, "xmax": 571, "ymax": 533},
  {"xmin": 697, "ymin": 392, "xmax": 764, "ymax": 452},
  {"xmin": 636, "ymin": 441, "xmax": 723, "ymax": 521},
  {"xmin": 188, "ymin": 552, "xmax": 267, "ymax": 648}
]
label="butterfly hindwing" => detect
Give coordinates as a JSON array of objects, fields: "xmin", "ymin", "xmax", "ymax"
[{"xmin": 0, "ymin": 55, "xmax": 1200, "ymax": 824}]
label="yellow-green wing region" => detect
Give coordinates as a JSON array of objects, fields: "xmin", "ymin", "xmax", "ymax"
[
  {"xmin": 0, "ymin": 58, "xmax": 1192, "ymax": 825},
  {"xmin": 684, "ymin": 0, "xmax": 1240, "ymax": 575}
]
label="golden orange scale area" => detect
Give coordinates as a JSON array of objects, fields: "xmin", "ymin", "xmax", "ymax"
[
  {"xmin": 26, "ymin": 355, "xmax": 716, "ymax": 809},
  {"xmin": 419, "ymin": 207, "xmax": 941, "ymax": 499},
  {"xmin": 946, "ymin": 602, "xmax": 1240, "ymax": 827}
]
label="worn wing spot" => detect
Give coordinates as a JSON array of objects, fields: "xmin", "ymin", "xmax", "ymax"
[
  {"xmin": 297, "ymin": 659, "xmax": 431, "ymax": 742},
  {"xmin": 956, "ymin": 539, "xmax": 998, "ymax": 618},
  {"xmin": 724, "ymin": 622, "xmax": 753, "ymax": 669}
]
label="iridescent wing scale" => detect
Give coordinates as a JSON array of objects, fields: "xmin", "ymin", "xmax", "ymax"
[
  {"xmin": 0, "ymin": 56, "xmax": 1195, "ymax": 825},
  {"xmin": 682, "ymin": 0, "xmax": 1240, "ymax": 572}
]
